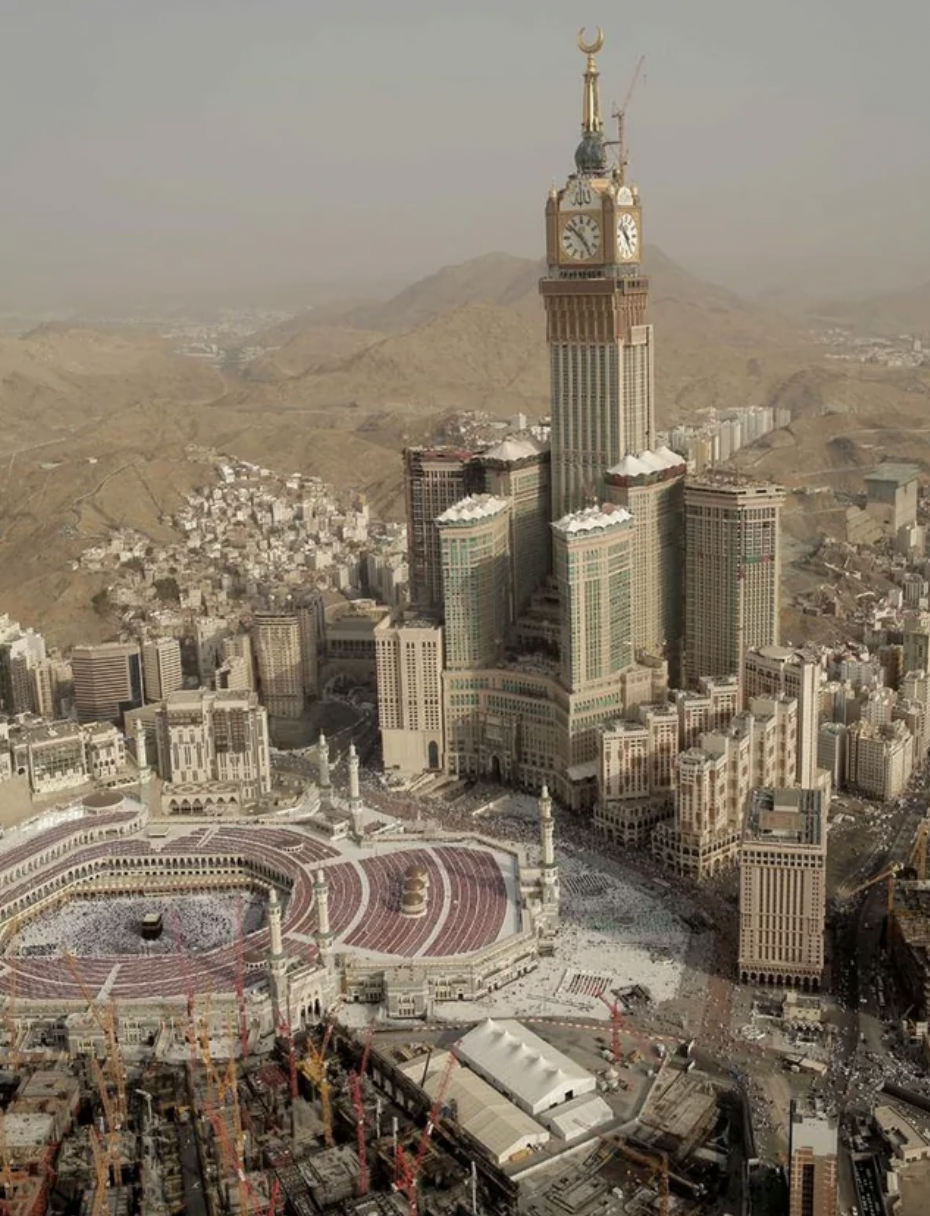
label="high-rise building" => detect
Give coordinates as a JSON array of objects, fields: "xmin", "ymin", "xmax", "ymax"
[
  {"xmin": 404, "ymin": 447, "xmax": 484, "ymax": 613},
  {"xmin": 154, "ymin": 688, "xmax": 271, "ymax": 806},
  {"xmin": 739, "ymin": 787, "xmax": 827, "ymax": 990},
  {"xmin": 604, "ymin": 447, "xmax": 686, "ymax": 670},
  {"xmin": 217, "ymin": 634, "xmax": 255, "ymax": 691},
  {"xmin": 480, "ymin": 438, "xmax": 551, "ymax": 619},
  {"xmin": 436, "ymin": 496, "xmax": 512, "ymax": 671},
  {"xmin": 684, "ymin": 474, "xmax": 785, "ymax": 688},
  {"xmin": 744, "ymin": 646, "xmax": 823, "ymax": 789},
  {"xmin": 375, "ymin": 615, "xmax": 444, "ymax": 773},
  {"xmin": 541, "ymin": 35, "xmax": 655, "ymax": 520},
  {"xmin": 71, "ymin": 642, "xmax": 143, "ymax": 724},
  {"xmin": 551, "ymin": 504, "xmax": 633, "ymax": 692},
  {"xmin": 252, "ymin": 612, "xmax": 303, "ymax": 719},
  {"xmin": 142, "ymin": 638, "xmax": 183, "ymax": 702},
  {"xmin": 788, "ymin": 1100, "xmax": 838, "ymax": 1216},
  {"xmin": 0, "ymin": 617, "xmax": 47, "ymax": 717}
]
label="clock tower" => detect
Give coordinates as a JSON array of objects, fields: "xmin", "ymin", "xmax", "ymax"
[{"xmin": 542, "ymin": 29, "xmax": 656, "ymax": 521}]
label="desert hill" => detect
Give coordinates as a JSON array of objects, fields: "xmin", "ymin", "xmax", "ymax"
[
  {"xmin": 252, "ymin": 247, "xmax": 812, "ymax": 423},
  {"xmin": 811, "ymin": 281, "xmax": 930, "ymax": 338}
]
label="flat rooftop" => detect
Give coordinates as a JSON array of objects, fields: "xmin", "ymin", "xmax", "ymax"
[
  {"xmin": 745, "ymin": 787, "xmax": 824, "ymax": 847},
  {"xmin": 865, "ymin": 462, "xmax": 921, "ymax": 487}
]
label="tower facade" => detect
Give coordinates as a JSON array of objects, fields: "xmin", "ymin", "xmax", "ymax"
[
  {"xmin": 252, "ymin": 612, "xmax": 303, "ymax": 719},
  {"xmin": 436, "ymin": 496, "xmax": 512, "ymax": 671},
  {"xmin": 72, "ymin": 642, "xmax": 143, "ymax": 725},
  {"xmin": 142, "ymin": 638, "xmax": 183, "ymax": 703},
  {"xmin": 541, "ymin": 31, "xmax": 655, "ymax": 521},
  {"xmin": 480, "ymin": 439, "xmax": 552, "ymax": 619},
  {"xmin": 551, "ymin": 503, "xmax": 633, "ymax": 692},
  {"xmin": 404, "ymin": 447, "xmax": 484, "ymax": 613},
  {"xmin": 375, "ymin": 615, "xmax": 445, "ymax": 774},
  {"xmin": 684, "ymin": 475, "xmax": 785, "ymax": 689}
]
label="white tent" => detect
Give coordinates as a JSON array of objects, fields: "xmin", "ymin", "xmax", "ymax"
[
  {"xmin": 454, "ymin": 1018, "xmax": 595, "ymax": 1116},
  {"xmin": 399, "ymin": 1051, "xmax": 549, "ymax": 1165}
]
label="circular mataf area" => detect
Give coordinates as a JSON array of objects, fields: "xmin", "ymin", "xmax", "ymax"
[{"xmin": 0, "ymin": 809, "xmax": 517, "ymax": 1006}]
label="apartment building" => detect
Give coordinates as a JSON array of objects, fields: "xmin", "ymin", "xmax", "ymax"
[{"xmin": 71, "ymin": 642, "xmax": 143, "ymax": 724}]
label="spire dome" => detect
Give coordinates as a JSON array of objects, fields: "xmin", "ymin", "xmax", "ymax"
[{"xmin": 575, "ymin": 28, "xmax": 607, "ymax": 175}]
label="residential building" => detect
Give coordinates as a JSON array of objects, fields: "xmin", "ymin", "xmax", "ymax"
[
  {"xmin": 864, "ymin": 461, "xmax": 919, "ymax": 536},
  {"xmin": 739, "ymin": 788, "xmax": 827, "ymax": 990},
  {"xmin": 684, "ymin": 475, "xmax": 784, "ymax": 688},
  {"xmin": 846, "ymin": 719, "xmax": 914, "ymax": 800},
  {"xmin": 480, "ymin": 437, "xmax": 551, "ymax": 619},
  {"xmin": 437, "ymin": 496, "xmax": 512, "ymax": 672},
  {"xmin": 71, "ymin": 642, "xmax": 143, "ymax": 724}
]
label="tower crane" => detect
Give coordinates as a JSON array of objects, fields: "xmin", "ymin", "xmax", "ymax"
[
  {"xmin": 908, "ymin": 819, "xmax": 930, "ymax": 880},
  {"xmin": 349, "ymin": 1023, "xmax": 376, "ymax": 1195},
  {"xmin": 299, "ymin": 1012, "xmax": 340, "ymax": 1147},
  {"xmin": 394, "ymin": 1050, "xmax": 459, "ymax": 1216},
  {"xmin": 235, "ymin": 894, "xmax": 250, "ymax": 1059},
  {"xmin": 608, "ymin": 54, "xmax": 646, "ymax": 184},
  {"xmin": 64, "ymin": 953, "xmax": 127, "ymax": 1126},
  {"xmin": 845, "ymin": 863, "xmax": 901, "ymax": 916}
]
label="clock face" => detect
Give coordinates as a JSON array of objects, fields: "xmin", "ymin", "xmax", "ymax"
[
  {"xmin": 616, "ymin": 211, "xmax": 640, "ymax": 261},
  {"xmin": 561, "ymin": 213, "xmax": 602, "ymax": 261}
]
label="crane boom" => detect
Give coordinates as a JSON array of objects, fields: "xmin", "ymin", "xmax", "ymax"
[{"xmin": 609, "ymin": 54, "xmax": 645, "ymax": 183}]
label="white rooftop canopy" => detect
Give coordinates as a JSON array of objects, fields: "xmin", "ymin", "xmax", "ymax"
[{"xmin": 455, "ymin": 1019, "xmax": 595, "ymax": 1116}]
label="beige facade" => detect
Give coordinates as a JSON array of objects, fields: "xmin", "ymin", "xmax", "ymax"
[
  {"xmin": 739, "ymin": 788, "xmax": 827, "ymax": 990},
  {"xmin": 154, "ymin": 688, "xmax": 271, "ymax": 805},
  {"xmin": 437, "ymin": 496, "xmax": 512, "ymax": 672},
  {"xmin": 481, "ymin": 439, "xmax": 551, "ymax": 619},
  {"xmin": 404, "ymin": 447, "xmax": 483, "ymax": 613},
  {"xmin": 71, "ymin": 642, "xmax": 143, "ymax": 724},
  {"xmin": 684, "ymin": 475, "xmax": 784, "ymax": 689},
  {"xmin": 376, "ymin": 615, "xmax": 444, "ymax": 774},
  {"xmin": 252, "ymin": 611, "xmax": 303, "ymax": 718},
  {"xmin": 788, "ymin": 1102, "xmax": 838, "ymax": 1216},
  {"xmin": 142, "ymin": 638, "xmax": 183, "ymax": 702},
  {"xmin": 652, "ymin": 694, "xmax": 799, "ymax": 878},
  {"xmin": 864, "ymin": 461, "xmax": 919, "ymax": 536},
  {"xmin": 552, "ymin": 504, "xmax": 633, "ymax": 692},
  {"xmin": 604, "ymin": 451, "xmax": 686, "ymax": 673},
  {"xmin": 596, "ymin": 702, "xmax": 678, "ymax": 844},
  {"xmin": 846, "ymin": 719, "xmax": 914, "ymax": 800},
  {"xmin": 744, "ymin": 646, "xmax": 824, "ymax": 789}
]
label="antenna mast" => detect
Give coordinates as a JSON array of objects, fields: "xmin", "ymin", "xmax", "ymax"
[{"xmin": 610, "ymin": 55, "xmax": 646, "ymax": 184}]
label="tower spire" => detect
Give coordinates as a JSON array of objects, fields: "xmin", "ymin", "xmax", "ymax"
[
  {"xmin": 578, "ymin": 27, "xmax": 605, "ymax": 134},
  {"xmin": 575, "ymin": 28, "xmax": 608, "ymax": 175}
]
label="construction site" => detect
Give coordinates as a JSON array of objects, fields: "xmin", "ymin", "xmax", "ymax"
[
  {"xmin": 0, "ymin": 996, "xmax": 742, "ymax": 1216},
  {"xmin": 0, "ymin": 779, "xmax": 742, "ymax": 1216}
]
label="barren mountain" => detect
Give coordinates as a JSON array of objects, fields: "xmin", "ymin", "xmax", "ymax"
[
  {"xmin": 252, "ymin": 247, "xmax": 812, "ymax": 423},
  {"xmin": 810, "ymin": 282, "xmax": 930, "ymax": 337}
]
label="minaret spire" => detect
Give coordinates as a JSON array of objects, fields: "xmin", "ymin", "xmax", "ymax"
[{"xmin": 575, "ymin": 28, "xmax": 608, "ymax": 175}]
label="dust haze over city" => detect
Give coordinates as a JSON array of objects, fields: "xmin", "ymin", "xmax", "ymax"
[
  {"xmin": 5, "ymin": 5, "xmax": 930, "ymax": 1216},
  {"xmin": 1, "ymin": 0, "xmax": 928, "ymax": 310}
]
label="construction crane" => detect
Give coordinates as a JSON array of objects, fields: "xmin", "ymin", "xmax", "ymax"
[
  {"xmin": 845, "ymin": 863, "xmax": 901, "ymax": 916},
  {"xmin": 278, "ymin": 1015, "xmax": 299, "ymax": 1104},
  {"xmin": 394, "ymin": 1050, "xmax": 459, "ymax": 1216},
  {"xmin": 612, "ymin": 1139, "xmax": 670, "ymax": 1216},
  {"xmin": 348, "ymin": 1023, "xmax": 377, "ymax": 1195},
  {"xmin": 608, "ymin": 54, "xmax": 646, "ymax": 184},
  {"xmin": 63, "ymin": 953, "xmax": 127, "ymax": 1125},
  {"xmin": 909, "ymin": 819, "xmax": 930, "ymax": 880},
  {"xmin": 88, "ymin": 1127, "xmax": 114, "ymax": 1216},
  {"xmin": 235, "ymin": 894, "xmax": 250, "ymax": 1059},
  {"xmin": 298, "ymin": 1005, "xmax": 342, "ymax": 1147}
]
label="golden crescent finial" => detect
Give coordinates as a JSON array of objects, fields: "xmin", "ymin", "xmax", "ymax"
[{"xmin": 577, "ymin": 26, "xmax": 604, "ymax": 56}]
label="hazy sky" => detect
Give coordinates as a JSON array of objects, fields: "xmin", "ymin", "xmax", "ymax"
[{"xmin": 1, "ymin": 0, "xmax": 927, "ymax": 308}]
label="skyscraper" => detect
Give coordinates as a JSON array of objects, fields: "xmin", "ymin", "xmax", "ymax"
[
  {"xmin": 739, "ymin": 787, "xmax": 827, "ymax": 990},
  {"xmin": 252, "ymin": 612, "xmax": 303, "ymax": 719},
  {"xmin": 72, "ymin": 642, "xmax": 143, "ymax": 724},
  {"xmin": 404, "ymin": 447, "xmax": 484, "ymax": 613},
  {"xmin": 684, "ymin": 475, "xmax": 785, "ymax": 688},
  {"xmin": 551, "ymin": 504, "xmax": 633, "ymax": 691},
  {"xmin": 142, "ymin": 638, "xmax": 183, "ymax": 703},
  {"xmin": 541, "ymin": 30, "xmax": 655, "ymax": 520},
  {"xmin": 436, "ymin": 496, "xmax": 511, "ymax": 671}
]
